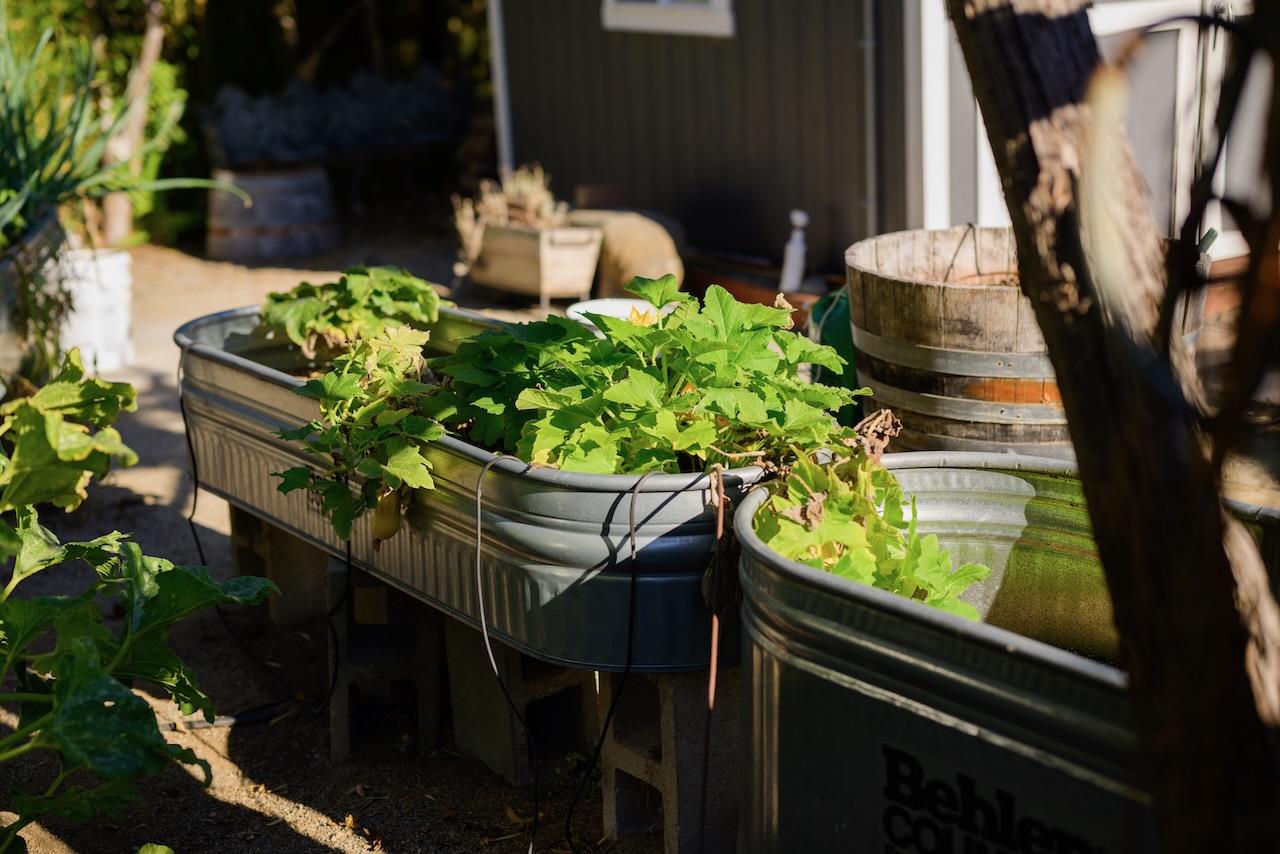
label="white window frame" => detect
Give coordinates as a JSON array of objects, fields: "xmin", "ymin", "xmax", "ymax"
[
  {"xmin": 601, "ymin": 0, "xmax": 735, "ymax": 38},
  {"xmin": 905, "ymin": 0, "xmax": 1252, "ymax": 258}
]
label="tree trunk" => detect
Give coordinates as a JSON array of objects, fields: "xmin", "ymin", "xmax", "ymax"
[
  {"xmin": 944, "ymin": 1, "xmax": 1280, "ymax": 849},
  {"xmin": 101, "ymin": 1, "xmax": 165, "ymax": 247}
]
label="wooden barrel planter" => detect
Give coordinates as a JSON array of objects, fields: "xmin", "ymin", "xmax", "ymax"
[
  {"xmin": 846, "ymin": 226, "xmax": 1071, "ymax": 458},
  {"xmin": 206, "ymin": 165, "xmax": 341, "ymax": 263}
]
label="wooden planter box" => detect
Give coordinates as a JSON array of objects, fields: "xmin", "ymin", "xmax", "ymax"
[{"xmin": 469, "ymin": 223, "xmax": 602, "ymax": 309}]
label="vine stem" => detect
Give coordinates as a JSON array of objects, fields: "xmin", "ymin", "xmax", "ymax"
[
  {"xmin": 44, "ymin": 762, "xmax": 79, "ymax": 797},
  {"xmin": 0, "ymin": 693, "xmax": 52, "ymax": 705},
  {"xmin": 0, "ymin": 759, "xmax": 83, "ymax": 850},
  {"xmin": 0, "ymin": 758, "xmax": 71, "ymax": 854},
  {"xmin": 0, "ymin": 739, "xmax": 38, "ymax": 765},
  {"xmin": 0, "ymin": 711, "xmax": 52, "ymax": 754},
  {"xmin": 1, "ymin": 574, "xmax": 20, "ymax": 602}
]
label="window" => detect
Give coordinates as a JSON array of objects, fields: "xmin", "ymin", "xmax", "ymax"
[{"xmin": 601, "ymin": 0, "xmax": 735, "ymax": 38}]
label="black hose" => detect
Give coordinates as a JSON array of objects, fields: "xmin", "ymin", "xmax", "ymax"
[
  {"xmin": 177, "ymin": 365, "xmax": 347, "ymax": 723},
  {"xmin": 563, "ymin": 471, "xmax": 658, "ymax": 853},
  {"xmin": 475, "ymin": 454, "xmax": 540, "ymax": 854}
]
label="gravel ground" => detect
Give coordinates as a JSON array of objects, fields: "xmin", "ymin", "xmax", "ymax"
[{"xmin": 0, "ymin": 239, "xmax": 663, "ymax": 854}]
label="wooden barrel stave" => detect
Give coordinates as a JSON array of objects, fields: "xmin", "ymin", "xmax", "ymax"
[{"xmin": 847, "ymin": 226, "xmax": 1073, "ymax": 458}]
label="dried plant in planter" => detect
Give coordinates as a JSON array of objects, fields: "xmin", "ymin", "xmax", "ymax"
[{"xmin": 451, "ymin": 164, "xmax": 569, "ymax": 277}]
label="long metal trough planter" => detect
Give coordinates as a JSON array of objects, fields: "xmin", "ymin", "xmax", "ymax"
[
  {"xmin": 736, "ymin": 451, "xmax": 1280, "ymax": 853},
  {"xmin": 176, "ymin": 306, "xmax": 763, "ymax": 672}
]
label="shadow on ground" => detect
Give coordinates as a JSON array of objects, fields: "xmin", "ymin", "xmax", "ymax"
[{"xmin": 3, "ymin": 306, "xmax": 663, "ymax": 851}]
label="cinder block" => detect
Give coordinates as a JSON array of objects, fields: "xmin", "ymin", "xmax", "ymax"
[
  {"xmin": 444, "ymin": 619, "xmax": 597, "ymax": 784},
  {"xmin": 326, "ymin": 558, "xmax": 443, "ymax": 763},
  {"xmin": 228, "ymin": 506, "xmax": 329, "ymax": 628},
  {"xmin": 599, "ymin": 669, "xmax": 741, "ymax": 854}
]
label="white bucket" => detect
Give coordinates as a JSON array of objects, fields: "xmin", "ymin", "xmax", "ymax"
[{"xmin": 58, "ymin": 248, "xmax": 134, "ymax": 373}]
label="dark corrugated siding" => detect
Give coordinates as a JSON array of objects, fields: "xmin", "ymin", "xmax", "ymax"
[{"xmin": 501, "ymin": 0, "xmax": 873, "ymax": 272}]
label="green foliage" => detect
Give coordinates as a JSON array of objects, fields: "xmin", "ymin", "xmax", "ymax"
[
  {"xmin": 0, "ymin": 3, "xmax": 230, "ymax": 250},
  {"xmin": 754, "ymin": 450, "xmax": 991, "ymax": 619},
  {"xmin": 5, "ymin": 1, "xmax": 199, "ymax": 230},
  {"xmin": 274, "ymin": 328, "xmax": 444, "ymax": 541},
  {"xmin": 0, "ymin": 2, "xmax": 243, "ymax": 384},
  {"xmin": 0, "ymin": 349, "xmax": 276, "ymax": 848},
  {"xmin": 0, "ymin": 349, "xmax": 137, "ymax": 513},
  {"xmin": 440, "ymin": 0, "xmax": 491, "ymax": 100},
  {"xmin": 261, "ymin": 267, "xmax": 447, "ymax": 363},
  {"xmin": 429, "ymin": 276, "xmax": 868, "ymax": 474},
  {"xmin": 273, "ymin": 276, "xmax": 868, "ymax": 543},
  {"xmin": 0, "ymin": 517, "xmax": 275, "ymax": 847}
]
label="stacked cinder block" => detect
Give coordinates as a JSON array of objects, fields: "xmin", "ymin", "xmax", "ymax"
[
  {"xmin": 443, "ymin": 620, "xmax": 598, "ymax": 784},
  {"xmin": 325, "ymin": 558, "xmax": 443, "ymax": 763},
  {"xmin": 230, "ymin": 509, "xmax": 740, "ymax": 854},
  {"xmin": 598, "ymin": 670, "xmax": 741, "ymax": 854},
  {"xmin": 229, "ymin": 505, "xmax": 329, "ymax": 628},
  {"xmin": 228, "ymin": 509, "xmax": 444, "ymax": 762}
]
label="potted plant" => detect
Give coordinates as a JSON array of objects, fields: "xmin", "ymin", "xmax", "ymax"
[
  {"xmin": 0, "ymin": 5, "xmax": 243, "ymax": 382},
  {"xmin": 452, "ymin": 164, "xmax": 603, "ymax": 310}
]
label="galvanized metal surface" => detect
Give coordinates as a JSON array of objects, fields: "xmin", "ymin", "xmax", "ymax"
[
  {"xmin": 176, "ymin": 306, "xmax": 763, "ymax": 672},
  {"xmin": 737, "ymin": 452, "xmax": 1150, "ymax": 853},
  {"xmin": 737, "ymin": 452, "xmax": 1280, "ymax": 852}
]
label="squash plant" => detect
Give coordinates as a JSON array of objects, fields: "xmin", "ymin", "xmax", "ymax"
[
  {"xmin": 753, "ymin": 444, "xmax": 991, "ymax": 619},
  {"xmin": 426, "ymin": 275, "xmax": 866, "ymax": 473},
  {"xmin": 0, "ymin": 351, "xmax": 276, "ymax": 852},
  {"xmin": 273, "ymin": 276, "xmax": 867, "ymax": 542},
  {"xmin": 261, "ymin": 266, "xmax": 446, "ymax": 362},
  {"xmin": 274, "ymin": 328, "xmax": 444, "ymax": 543}
]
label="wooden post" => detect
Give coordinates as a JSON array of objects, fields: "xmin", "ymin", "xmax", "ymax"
[
  {"xmin": 100, "ymin": 1, "xmax": 165, "ymax": 246},
  {"xmin": 945, "ymin": 1, "xmax": 1280, "ymax": 849}
]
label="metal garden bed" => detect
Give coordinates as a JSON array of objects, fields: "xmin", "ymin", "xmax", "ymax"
[
  {"xmin": 176, "ymin": 306, "xmax": 763, "ymax": 672},
  {"xmin": 736, "ymin": 451, "xmax": 1276, "ymax": 852}
]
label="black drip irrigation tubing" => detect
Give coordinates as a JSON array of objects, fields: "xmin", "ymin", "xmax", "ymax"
[
  {"xmin": 474, "ymin": 455, "xmax": 542, "ymax": 854},
  {"xmin": 562, "ymin": 470, "xmax": 657, "ymax": 854},
  {"xmin": 176, "ymin": 371, "xmax": 351, "ymax": 731}
]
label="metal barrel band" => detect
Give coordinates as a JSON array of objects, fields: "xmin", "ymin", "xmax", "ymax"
[
  {"xmin": 850, "ymin": 325, "xmax": 1056, "ymax": 379},
  {"xmin": 862, "ymin": 377, "xmax": 1068, "ymax": 426}
]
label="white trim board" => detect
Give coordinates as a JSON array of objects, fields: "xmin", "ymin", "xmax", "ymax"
[
  {"xmin": 601, "ymin": 0, "xmax": 735, "ymax": 38},
  {"xmin": 904, "ymin": 0, "xmax": 1255, "ymax": 258}
]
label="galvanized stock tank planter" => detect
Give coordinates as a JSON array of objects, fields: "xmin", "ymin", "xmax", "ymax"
[
  {"xmin": 176, "ymin": 306, "xmax": 761, "ymax": 671},
  {"xmin": 737, "ymin": 452, "xmax": 1147, "ymax": 853},
  {"xmin": 738, "ymin": 451, "xmax": 1280, "ymax": 852}
]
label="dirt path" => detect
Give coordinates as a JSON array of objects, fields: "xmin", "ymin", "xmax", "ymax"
[{"xmin": 0, "ymin": 244, "xmax": 662, "ymax": 854}]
